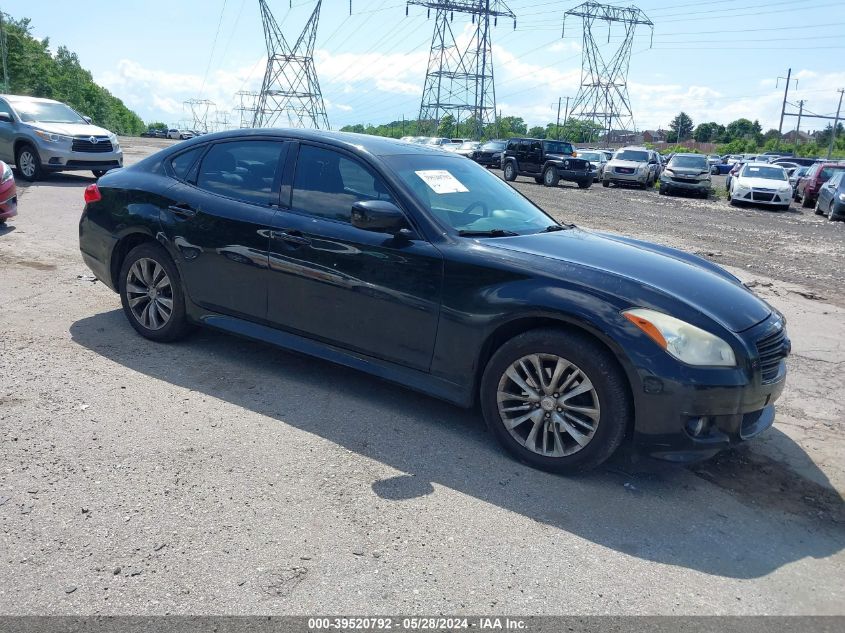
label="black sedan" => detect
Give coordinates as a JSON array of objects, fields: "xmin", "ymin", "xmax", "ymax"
[
  {"xmin": 79, "ymin": 129, "xmax": 790, "ymax": 472},
  {"xmin": 471, "ymin": 139, "xmax": 506, "ymax": 168}
]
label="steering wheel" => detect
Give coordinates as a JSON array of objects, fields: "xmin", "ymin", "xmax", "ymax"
[{"xmin": 462, "ymin": 200, "xmax": 489, "ymax": 217}]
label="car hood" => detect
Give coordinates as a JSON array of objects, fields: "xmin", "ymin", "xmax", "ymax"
[
  {"xmin": 24, "ymin": 121, "xmax": 114, "ymax": 137},
  {"xmin": 736, "ymin": 176, "xmax": 790, "ymax": 189},
  {"xmin": 486, "ymin": 228, "xmax": 771, "ymax": 333},
  {"xmin": 666, "ymin": 167, "xmax": 708, "ymax": 176}
]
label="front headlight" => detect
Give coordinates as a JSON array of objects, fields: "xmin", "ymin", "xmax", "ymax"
[
  {"xmin": 34, "ymin": 129, "xmax": 72, "ymax": 144},
  {"xmin": 623, "ymin": 308, "xmax": 737, "ymax": 367},
  {"xmin": 1, "ymin": 162, "xmax": 12, "ymax": 183},
  {"xmin": 109, "ymin": 134, "xmax": 120, "ymax": 149},
  {"xmin": 662, "ymin": 169, "xmax": 674, "ymax": 177},
  {"xmin": 838, "ymin": 193, "xmax": 845, "ymax": 202}
]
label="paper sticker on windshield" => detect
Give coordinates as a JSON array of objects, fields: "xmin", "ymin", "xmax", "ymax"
[{"xmin": 415, "ymin": 170, "xmax": 469, "ymax": 194}]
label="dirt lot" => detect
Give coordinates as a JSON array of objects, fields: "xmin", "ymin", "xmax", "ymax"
[{"xmin": 0, "ymin": 137, "xmax": 843, "ymax": 615}]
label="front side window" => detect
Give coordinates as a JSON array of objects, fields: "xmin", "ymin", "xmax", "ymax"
[
  {"xmin": 0, "ymin": 100, "xmax": 14, "ymax": 119},
  {"xmin": 291, "ymin": 145, "xmax": 395, "ymax": 223},
  {"xmin": 196, "ymin": 140, "xmax": 284, "ymax": 205},
  {"xmin": 544, "ymin": 141, "xmax": 573, "ymax": 155},
  {"xmin": 819, "ymin": 167, "xmax": 845, "ymax": 181},
  {"xmin": 385, "ymin": 154, "xmax": 555, "ymax": 235}
]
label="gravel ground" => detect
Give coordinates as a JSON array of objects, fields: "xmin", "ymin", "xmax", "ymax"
[{"xmin": 0, "ymin": 138, "xmax": 843, "ymax": 615}]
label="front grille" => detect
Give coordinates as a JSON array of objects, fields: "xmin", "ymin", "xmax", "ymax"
[
  {"xmin": 672, "ymin": 177, "xmax": 698, "ymax": 183},
  {"xmin": 752, "ymin": 192, "xmax": 775, "ymax": 202},
  {"xmin": 756, "ymin": 325, "xmax": 787, "ymax": 383},
  {"xmin": 72, "ymin": 137, "xmax": 113, "ymax": 153},
  {"xmin": 616, "ymin": 167, "xmax": 635, "ymax": 174}
]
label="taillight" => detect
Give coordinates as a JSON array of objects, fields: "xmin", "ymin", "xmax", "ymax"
[{"xmin": 84, "ymin": 184, "xmax": 102, "ymax": 204}]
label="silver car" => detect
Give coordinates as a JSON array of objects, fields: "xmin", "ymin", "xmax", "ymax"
[
  {"xmin": 0, "ymin": 94, "xmax": 123, "ymax": 181},
  {"xmin": 602, "ymin": 146, "xmax": 659, "ymax": 188}
]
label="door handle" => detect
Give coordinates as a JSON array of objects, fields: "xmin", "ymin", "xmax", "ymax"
[
  {"xmin": 270, "ymin": 229, "xmax": 311, "ymax": 246},
  {"xmin": 168, "ymin": 202, "xmax": 197, "ymax": 218}
]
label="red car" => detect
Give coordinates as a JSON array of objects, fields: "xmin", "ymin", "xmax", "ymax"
[
  {"xmin": 0, "ymin": 161, "xmax": 16, "ymax": 224},
  {"xmin": 794, "ymin": 161, "xmax": 845, "ymax": 208}
]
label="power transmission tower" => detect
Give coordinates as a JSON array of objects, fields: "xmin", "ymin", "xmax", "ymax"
[
  {"xmin": 183, "ymin": 99, "xmax": 216, "ymax": 133},
  {"xmin": 214, "ymin": 110, "xmax": 231, "ymax": 132},
  {"xmin": 234, "ymin": 90, "xmax": 260, "ymax": 128},
  {"xmin": 254, "ymin": 0, "xmax": 330, "ymax": 129},
  {"xmin": 409, "ymin": 0, "xmax": 515, "ymax": 140},
  {"xmin": 563, "ymin": 2, "xmax": 653, "ymax": 143}
]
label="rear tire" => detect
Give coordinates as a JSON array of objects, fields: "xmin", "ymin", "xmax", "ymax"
[
  {"xmin": 480, "ymin": 328, "xmax": 631, "ymax": 473},
  {"xmin": 503, "ymin": 162, "xmax": 517, "ymax": 182},
  {"xmin": 602, "ymin": 179, "xmax": 609, "ymax": 188},
  {"xmin": 119, "ymin": 242, "xmax": 191, "ymax": 343},
  {"xmin": 814, "ymin": 199, "xmax": 825, "ymax": 215},
  {"xmin": 15, "ymin": 143, "xmax": 42, "ymax": 182},
  {"xmin": 801, "ymin": 193, "xmax": 812, "ymax": 208}
]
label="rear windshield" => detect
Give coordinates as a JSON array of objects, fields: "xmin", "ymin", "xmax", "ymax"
[
  {"xmin": 577, "ymin": 152, "xmax": 602, "ymax": 161},
  {"xmin": 669, "ymin": 155, "xmax": 708, "ymax": 169},
  {"xmin": 740, "ymin": 165, "xmax": 787, "ymax": 180},
  {"xmin": 614, "ymin": 149, "xmax": 649, "ymax": 162},
  {"xmin": 543, "ymin": 140, "xmax": 573, "ymax": 155}
]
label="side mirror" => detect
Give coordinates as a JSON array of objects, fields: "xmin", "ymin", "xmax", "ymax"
[
  {"xmin": 351, "ymin": 200, "xmax": 407, "ymax": 234},
  {"xmin": 0, "ymin": 112, "xmax": 11, "ymax": 123},
  {"xmin": 82, "ymin": 116, "xmax": 92, "ymax": 124}
]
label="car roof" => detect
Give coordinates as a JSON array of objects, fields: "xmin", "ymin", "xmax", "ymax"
[
  {"xmin": 159, "ymin": 127, "xmax": 460, "ymax": 159},
  {"xmin": 743, "ymin": 162, "xmax": 785, "ymax": 168},
  {"xmin": 671, "ymin": 153, "xmax": 706, "ymax": 158}
]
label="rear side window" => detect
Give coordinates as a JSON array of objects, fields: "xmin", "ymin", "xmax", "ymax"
[
  {"xmin": 170, "ymin": 147, "xmax": 203, "ymax": 180},
  {"xmin": 291, "ymin": 144, "xmax": 395, "ymax": 223},
  {"xmin": 819, "ymin": 167, "xmax": 845, "ymax": 181},
  {"xmin": 196, "ymin": 140, "xmax": 285, "ymax": 205}
]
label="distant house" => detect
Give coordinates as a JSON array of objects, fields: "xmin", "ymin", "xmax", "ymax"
[
  {"xmin": 642, "ymin": 129, "xmax": 667, "ymax": 143},
  {"xmin": 782, "ymin": 130, "xmax": 813, "ymax": 143},
  {"xmin": 606, "ymin": 129, "xmax": 641, "ymax": 144}
]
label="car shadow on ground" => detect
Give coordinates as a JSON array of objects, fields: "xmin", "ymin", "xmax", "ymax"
[
  {"xmin": 0, "ymin": 223, "xmax": 16, "ymax": 236},
  {"xmin": 13, "ymin": 171, "xmax": 95, "ymax": 191},
  {"xmin": 69, "ymin": 310, "xmax": 845, "ymax": 579}
]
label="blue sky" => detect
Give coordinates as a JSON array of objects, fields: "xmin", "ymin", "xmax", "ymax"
[{"xmin": 5, "ymin": 0, "xmax": 845, "ymax": 133}]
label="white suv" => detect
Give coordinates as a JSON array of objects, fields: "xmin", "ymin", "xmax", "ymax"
[{"xmin": 602, "ymin": 146, "xmax": 659, "ymax": 189}]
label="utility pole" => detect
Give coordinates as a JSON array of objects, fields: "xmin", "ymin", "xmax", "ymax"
[
  {"xmin": 776, "ymin": 69, "xmax": 797, "ymax": 150},
  {"xmin": 827, "ymin": 89, "xmax": 844, "ymax": 159},
  {"xmin": 0, "ymin": 10, "xmax": 9, "ymax": 92},
  {"xmin": 556, "ymin": 98, "xmax": 562, "ymax": 139},
  {"xmin": 794, "ymin": 100, "xmax": 805, "ymax": 154}
]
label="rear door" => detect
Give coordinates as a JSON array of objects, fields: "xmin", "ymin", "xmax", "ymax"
[
  {"xmin": 266, "ymin": 142, "xmax": 443, "ymax": 371},
  {"xmin": 159, "ymin": 138, "xmax": 287, "ymax": 321}
]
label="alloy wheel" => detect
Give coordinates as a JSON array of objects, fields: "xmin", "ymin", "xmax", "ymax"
[
  {"xmin": 497, "ymin": 353, "xmax": 600, "ymax": 457},
  {"xmin": 20, "ymin": 151, "xmax": 36, "ymax": 178},
  {"xmin": 125, "ymin": 257, "xmax": 174, "ymax": 330}
]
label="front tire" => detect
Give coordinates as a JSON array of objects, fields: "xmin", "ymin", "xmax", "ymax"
[
  {"xmin": 119, "ymin": 242, "xmax": 191, "ymax": 343},
  {"xmin": 480, "ymin": 328, "xmax": 631, "ymax": 473},
  {"xmin": 16, "ymin": 143, "xmax": 42, "ymax": 182},
  {"xmin": 543, "ymin": 166, "xmax": 560, "ymax": 187},
  {"xmin": 801, "ymin": 192, "xmax": 812, "ymax": 208},
  {"xmin": 503, "ymin": 162, "xmax": 517, "ymax": 182},
  {"xmin": 577, "ymin": 178, "xmax": 591, "ymax": 189},
  {"xmin": 602, "ymin": 179, "xmax": 609, "ymax": 188}
]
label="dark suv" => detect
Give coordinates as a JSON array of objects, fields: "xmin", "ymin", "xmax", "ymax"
[{"xmin": 502, "ymin": 138, "xmax": 592, "ymax": 188}]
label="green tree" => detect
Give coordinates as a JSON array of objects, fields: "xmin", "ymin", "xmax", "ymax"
[
  {"xmin": 437, "ymin": 114, "xmax": 455, "ymax": 138},
  {"xmin": 3, "ymin": 15, "xmax": 145, "ymax": 134},
  {"xmin": 669, "ymin": 112, "xmax": 694, "ymax": 142},
  {"xmin": 693, "ymin": 122, "xmax": 725, "ymax": 143},
  {"xmin": 528, "ymin": 126, "xmax": 546, "ymax": 139}
]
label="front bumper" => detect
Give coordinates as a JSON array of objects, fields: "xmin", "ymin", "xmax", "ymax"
[
  {"xmin": 631, "ymin": 314, "xmax": 789, "ymax": 463},
  {"xmin": 733, "ymin": 187, "xmax": 792, "ymax": 206},
  {"xmin": 0, "ymin": 178, "xmax": 17, "ymax": 221},
  {"xmin": 659, "ymin": 175, "xmax": 710, "ymax": 193},
  {"xmin": 605, "ymin": 169, "xmax": 648, "ymax": 184},
  {"xmin": 473, "ymin": 154, "xmax": 501, "ymax": 167},
  {"xmin": 36, "ymin": 140, "xmax": 123, "ymax": 173}
]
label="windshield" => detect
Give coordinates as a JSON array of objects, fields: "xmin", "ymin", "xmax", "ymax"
[
  {"xmin": 614, "ymin": 149, "xmax": 649, "ymax": 162},
  {"xmin": 385, "ymin": 154, "xmax": 555, "ymax": 235},
  {"xmin": 8, "ymin": 99, "xmax": 86, "ymax": 124},
  {"xmin": 543, "ymin": 140, "xmax": 573, "ymax": 155},
  {"xmin": 669, "ymin": 155, "xmax": 708, "ymax": 170},
  {"xmin": 740, "ymin": 165, "xmax": 787, "ymax": 180},
  {"xmin": 481, "ymin": 141, "xmax": 505, "ymax": 151},
  {"xmin": 577, "ymin": 152, "xmax": 602, "ymax": 161},
  {"xmin": 459, "ymin": 141, "xmax": 480, "ymax": 149}
]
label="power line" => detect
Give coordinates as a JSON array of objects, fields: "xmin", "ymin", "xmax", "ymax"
[{"xmin": 199, "ymin": 0, "xmax": 229, "ymax": 99}]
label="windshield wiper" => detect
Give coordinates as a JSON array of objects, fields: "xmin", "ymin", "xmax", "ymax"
[
  {"xmin": 543, "ymin": 224, "xmax": 566, "ymax": 232},
  {"xmin": 457, "ymin": 228, "xmax": 519, "ymax": 237}
]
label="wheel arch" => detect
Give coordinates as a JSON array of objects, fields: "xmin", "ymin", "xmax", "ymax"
[
  {"xmin": 109, "ymin": 230, "xmax": 160, "ymax": 290},
  {"xmin": 473, "ymin": 313, "xmax": 639, "ymax": 433},
  {"xmin": 14, "ymin": 137, "xmax": 36, "ymax": 159}
]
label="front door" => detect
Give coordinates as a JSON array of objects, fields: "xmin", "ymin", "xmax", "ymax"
[
  {"xmin": 159, "ymin": 138, "xmax": 287, "ymax": 321},
  {"xmin": 266, "ymin": 143, "xmax": 442, "ymax": 371}
]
